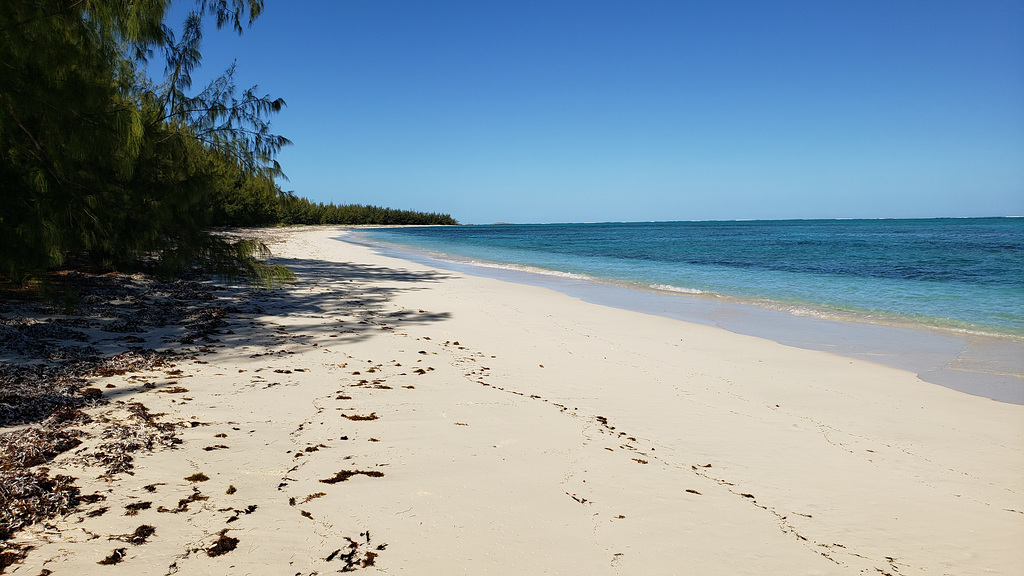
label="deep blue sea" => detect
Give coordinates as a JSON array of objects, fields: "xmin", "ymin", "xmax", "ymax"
[{"xmin": 358, "ymin": 218, "xmax": 1024, "ymax": 339}]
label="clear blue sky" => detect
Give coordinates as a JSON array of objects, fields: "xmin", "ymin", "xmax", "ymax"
[{"xmin": 178, "ymin": 0, "xmax": 1023, "ymax": 224}]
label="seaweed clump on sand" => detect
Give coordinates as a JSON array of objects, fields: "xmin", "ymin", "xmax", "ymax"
[
  {"xmin": 206, "ymin": 529, "xmax": 239, "ymax": 557},
  {"xmin": 0, "ymin": 409, "xmax": 90, "ymax": 541},
  {"xmin": 319, "ymin": 470, "xmax": 385, "ymax": 485},
  {"xmin": 0, "ymin": 270, "xmax": 241, "ymax": 564}
]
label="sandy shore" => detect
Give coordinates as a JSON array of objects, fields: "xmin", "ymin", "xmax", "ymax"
[{"xmin": 5, "ymin": 226, "xmax": 1023, "ymax": 575}]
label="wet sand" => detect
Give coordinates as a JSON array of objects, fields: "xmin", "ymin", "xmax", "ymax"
[{"xmin": 3, "ymin": 226, "xmax": 1023, "ymax": 575}]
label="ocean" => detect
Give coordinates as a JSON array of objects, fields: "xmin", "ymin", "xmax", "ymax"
[
  {"xmin": 357, "ymin": 218, "xmax": 1024, "ymax": 338},
  {"xmin": 348, "ymin": 218, "xmax": 1024, "ymax": 403}
]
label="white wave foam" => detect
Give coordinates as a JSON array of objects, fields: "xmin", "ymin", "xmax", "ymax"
[
  {"xmin": 434, "ymin": 257, "xmax": 593, "ymax": 281},
  {"xmin": 650, "ymin": 284, "xmax": 705, "ymax": 295}
]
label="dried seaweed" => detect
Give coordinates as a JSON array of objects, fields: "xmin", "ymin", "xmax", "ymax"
[
  {"xmin": 319, "ymin": 470, "xmax": 384, "ymax": 485},
  {"xmin": 116, "ymin": 524, "xmax": 155, "ymax": 545},
  {"xmin": 0, "ymin": 269, "xmax": 239, "ymax": 549},
  {"xmin": 206, "ymin": 529, "xmax": 238, "ymax": 557},
  {"xmin": 157, "ymin": 489, "xmax": 208, "ymax": 513},
  {"xmin": 72, "ymin": 402, "xmax": 181, "ymax": 476},
  {"xmin": 0, "ymin": 542, "xmax": 32, "ymax": 570},
  {"xmin": 325, "ymin": 532, "xmax": 385, "ymax": 571},
  {"xmin": 341, "ymin": 413, "xmax": 378, "ymax": 421},
  {"xmin": 124, "ymin": 501, "xmax": 151, "ymax": 516},
  {"xmin": 97, "ymin": 547, "xmax": 126, "ymax": 565},
  {"xmin": 0, "ymin": 470, "xmax": 79, "ymax": 540}
]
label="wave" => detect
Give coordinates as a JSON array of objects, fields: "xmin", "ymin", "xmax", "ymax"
[
  {"xmin": 427, "ymin": 255, "xmax": 595, "ymax": 281},
  {"xmin": 649, "ymin": 284, "xmax": 706, "ymax": 295}
]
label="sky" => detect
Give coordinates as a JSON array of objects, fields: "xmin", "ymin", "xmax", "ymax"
[{"xmin": 174, "ymin": 0, "xmax": 1024, "ymax": 224}]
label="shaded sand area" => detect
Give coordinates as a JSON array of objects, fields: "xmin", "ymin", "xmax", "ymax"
[{"xmin": 3, "ymin": 226, "xmax": 1022, "ymax": 575}]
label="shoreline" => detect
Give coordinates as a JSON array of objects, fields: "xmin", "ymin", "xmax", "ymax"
[
  {"xmin": 3, "ymin": 226, "xmax": 1022, "ymax": 574},
  {"xmin": 345, "ymin": 230, "xmax": 1024, "ymax": 405}
]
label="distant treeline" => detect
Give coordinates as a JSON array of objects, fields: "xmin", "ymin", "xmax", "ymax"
[
  {"xmin": 276, "ymin": 199, "xmax": 457, "ymax": 226},
  {"xmin": 210, "ymin": 183, "xmax": 457, "ymax": 227}
]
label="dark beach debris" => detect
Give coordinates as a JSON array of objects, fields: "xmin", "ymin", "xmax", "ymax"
[
  {"xmin": 97, "ymin": 547, "xmax": 127, "ymax": 565},
  {"xmin": 205, "ymin": 529, "xmax": 238, "ymax": 557},
  {"xmin": 81, "ymin": 401, "xmax": 181, "ymax": 476},
  {"xmin": 86, "ymin": 506, "xmax": 109, "ymax": 518},
  {"xmin": 0, "ymin": 271, "xmax": 241, "ymax": 545},
  {"xmin": 319, "ymin": 470, "xmax": 385, "ymax": 485},
  {"xmin": 567, "ymin": 492, "xmax": 589, "ymax": 505},
  {"xmin": 202, "ymin": 445, "xmax": 230, "ymax": 451},
  {"xmin": 225, "ymin": 504, "xmax": 257, "ymax": 523},
  {"xmin": 155, "ymin": 386, "xmax": 189, "ymax": 394},
  {"xmin": 341, "ymin": 413, "xmax": 378, "ymax": 421},
  {"xmin": 225, "ymin": 485, "xmax": 237, "ymax": 495},
  {"xmin": 0, "ymin": 345, "xmax": 164, "ymax": 428},
  {"xmin": 158, "ymin": 488, "xmax": 208, "ymax": 513},
  {"xmin": 117, "ymin": 524, "xmax": 156, "ymax": 546},
  {"xmin": 685, "ymin": 489, "xmax": 702, "ymax": 495},
  {"xmin": 0, "ymin": 423, "xmax": 85, "ymax": 469},
  {"xmin": 0, "ymin": 543, "xmax": 33, "ymax": 571},
  {"xmin": 325, "ymin": 532, "xmax": 385, "ymax": 571},
  {"xmin": 184, "ymin": 472, "xmax": 209, "ymax": 483},
  {"xmin": 300, "ymin": 510, "xmax": 313, "ymax": 519},
  {"xmin": 123, "ymin": 501, "xmax": 151, "ymax": 516},
  {"xmin": 79, "ymin": 493, "xmax": 105, "ymax": 504},
  {"xmin": 300, "ymin": 492, "xmax": 326, "ymax": 504}
]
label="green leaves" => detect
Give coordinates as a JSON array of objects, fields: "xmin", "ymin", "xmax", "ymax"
[{"xmin": 0, "ymin": 0, "xmax": 288, "ymax": 284}]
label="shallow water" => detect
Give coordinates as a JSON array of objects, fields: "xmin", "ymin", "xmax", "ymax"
[
  {"xmin": 359, "ymin": 219, "xmax": 1024, "ymax": 338},
  {"xmin": 344, "ymin": 221, "xmax": 1024, "ymax": 404}
]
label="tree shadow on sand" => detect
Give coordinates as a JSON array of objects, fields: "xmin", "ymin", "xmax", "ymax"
[
  {"xmin": 231, "ymin": 256, "xmax": 454, "ymax": 346},
  {"xmin": 0, "ymin": 253, "xmax": 461, "ymax": 549},
  {"xmin": 0, "ymin": 257, "xmax": 455, "ymax": 428}
]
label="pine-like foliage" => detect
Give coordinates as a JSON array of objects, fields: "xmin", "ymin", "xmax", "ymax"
[
  {"xmin": 0, "ymin": 0, "xmax": 291, "ymax": 284},
  {"xmin": 209, "ymin": 185, "xmax": 460, "ymax": 227}
]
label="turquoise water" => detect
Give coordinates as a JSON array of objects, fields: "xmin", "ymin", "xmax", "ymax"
[{"xmin": 358, "ymin": 218, "xmax": 1024, "ymax": 338}]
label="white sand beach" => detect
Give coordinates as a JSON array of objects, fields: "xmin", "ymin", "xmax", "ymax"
[{"xmin": 7, "ymin": 226, "xmax": 1023, "ymax": 575}]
